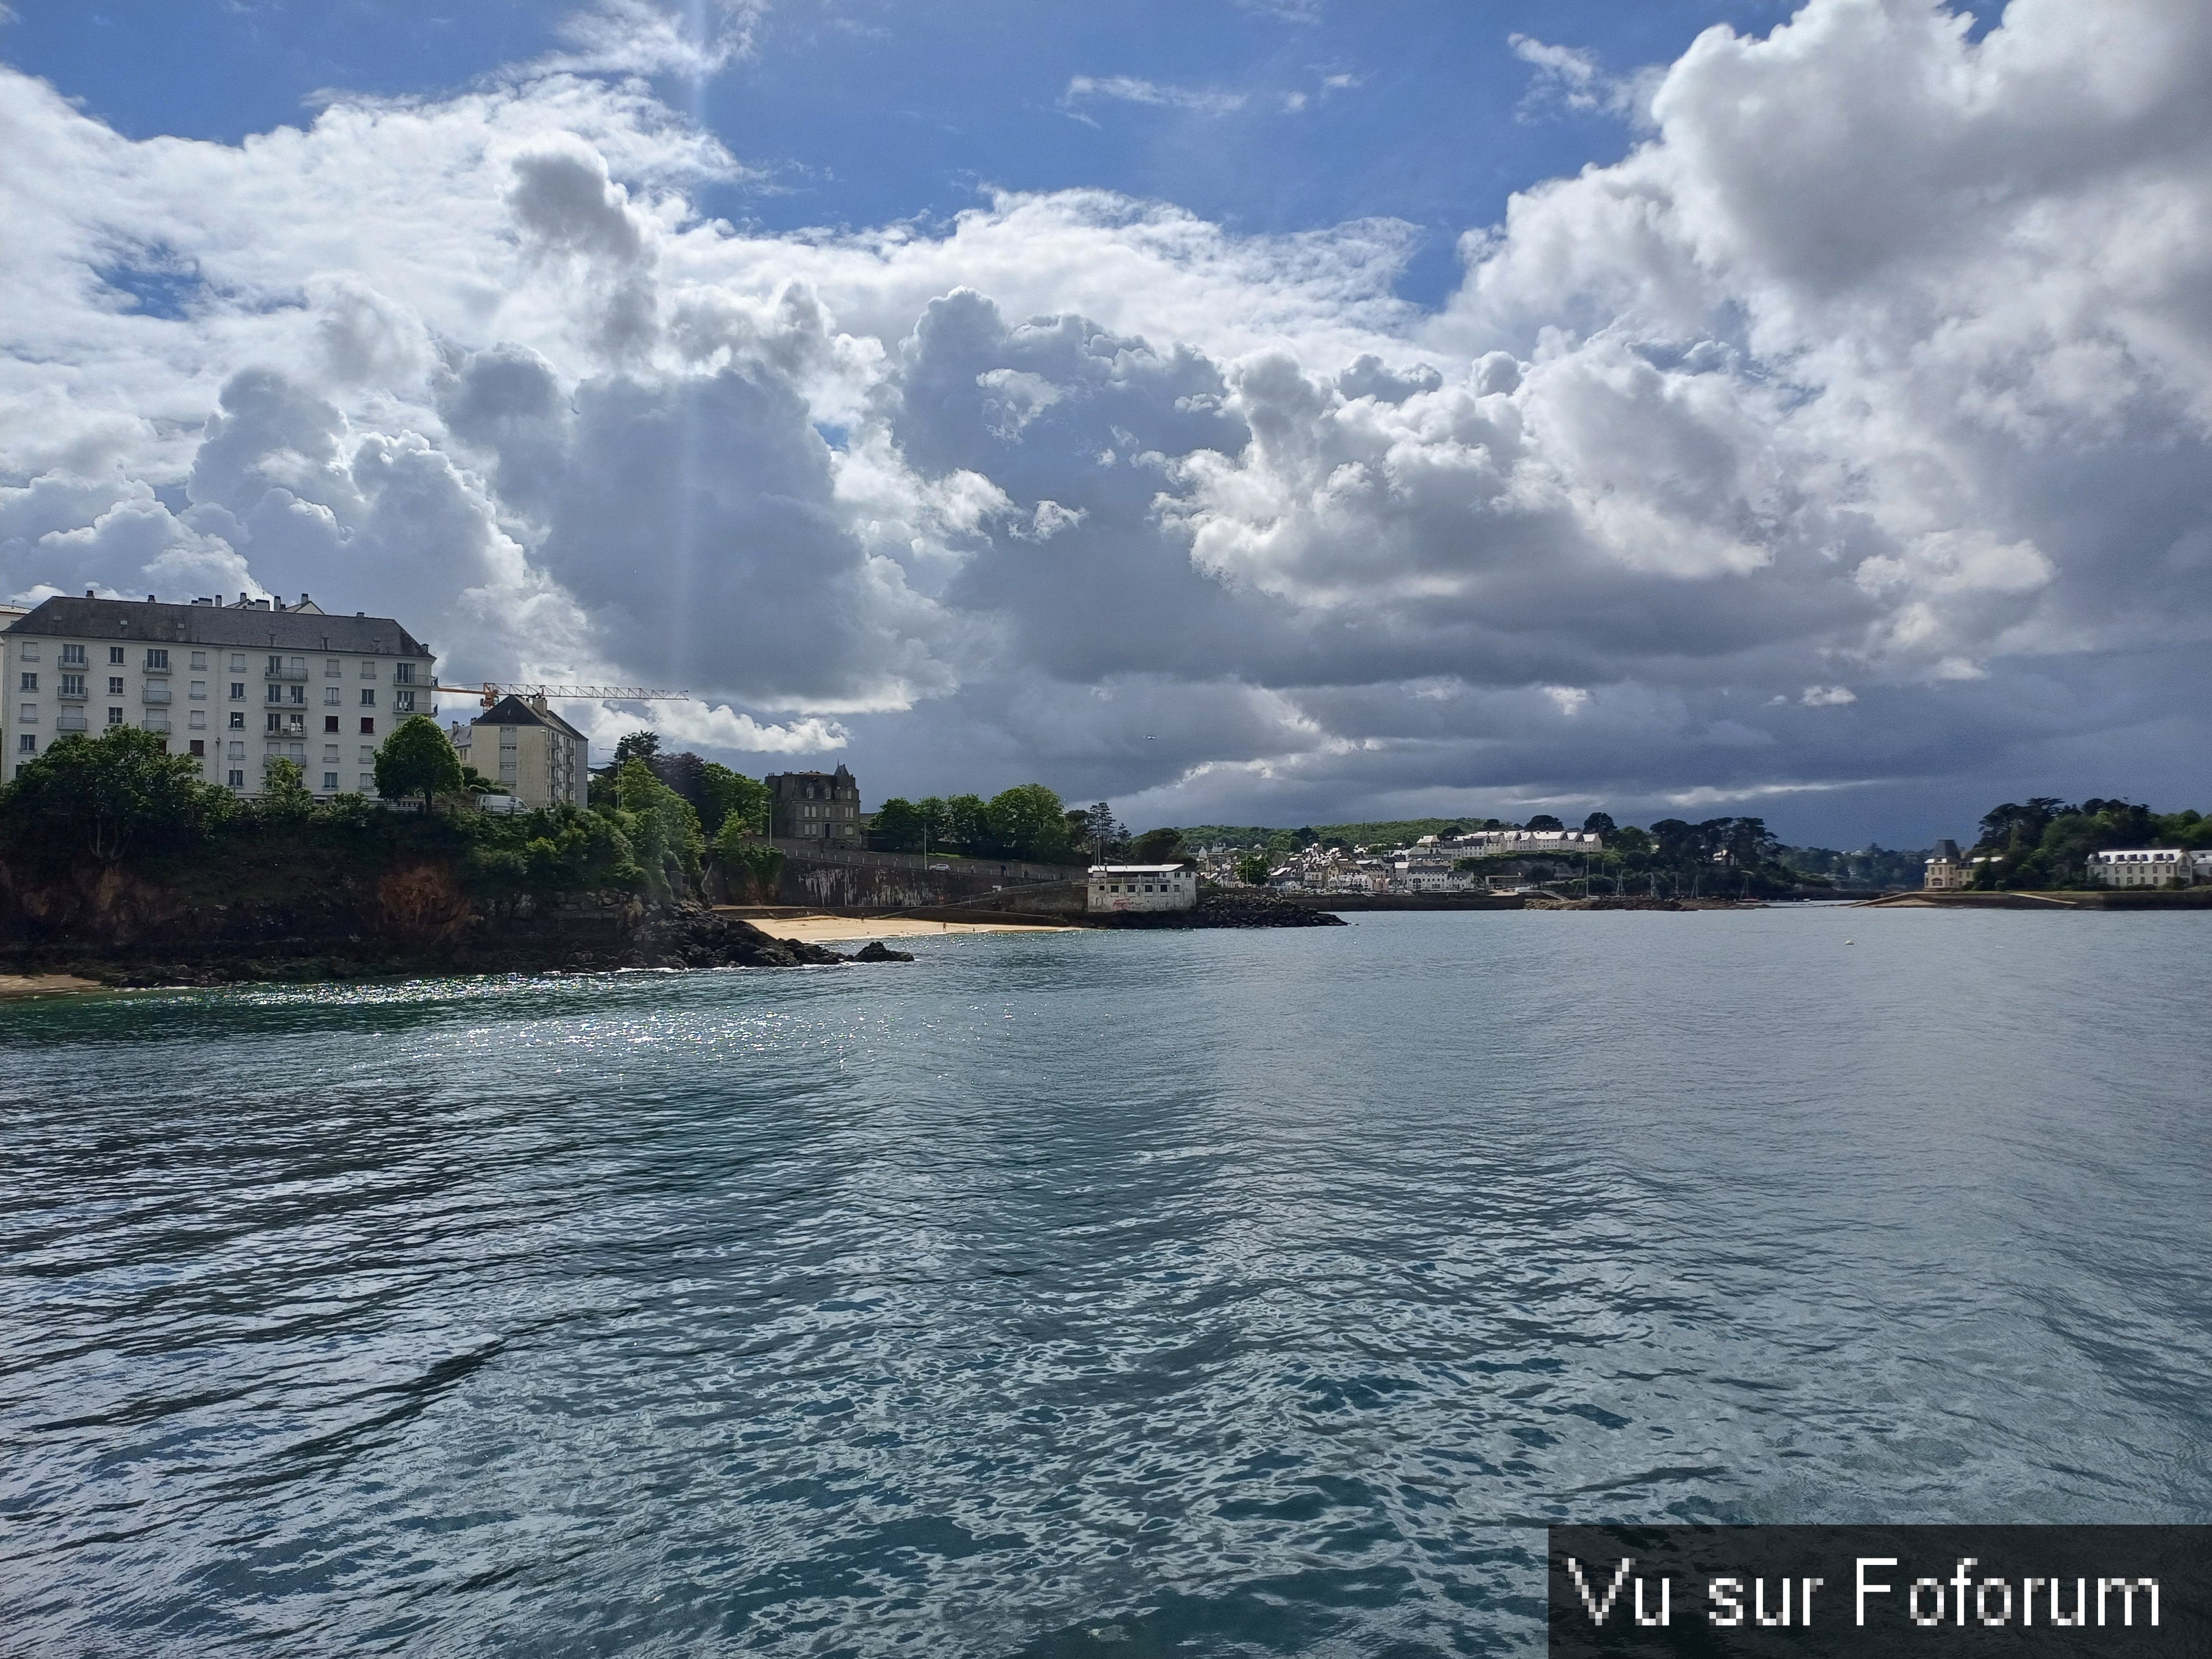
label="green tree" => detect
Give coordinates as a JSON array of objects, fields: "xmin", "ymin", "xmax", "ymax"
[
  {"xmin": 700, "ymin": 762, "xmax": 769, "ymax": 838},
  {"xmin": 259, "ymin": 757, "xmax": 317, "ymax": 821},
  {"xmin": 871, "ymin": 796, "xmax": 925, "ymax": 852},
  {"xmin": 985, "ymin": 783, "xmax": 1074, "ymax": 862},
  {"xmin": 374, "ymin": 715, "xmax": 465, "ymax": 812},
  {"xmin": 1131, "ymin": 826, "xmax": 1186, "ymax": 864},
  {"xmin": 0, "ymin": 727, "xmax": 220, "ymax": 864},
  {"xmin": 1583, "ymin": 811, "xmax": 1618, "ymax": 836},
  {"xmin": 611, "ymin": 730, "xmax": 661, "ymax": 766},
  {"xmin": 943, "ymin": 792, "xmax": 990, "ymax": 853},
  {"xmin": 1235, "ymin": 853, "xmax": 1272, "ymax": 885},
  {"xmin": 614, "ymin": 756, "xmax": 705, "ymax": 898},
  {"xmin": 711, "ymin": 815, "xmax": 786, "ymax": 898}
]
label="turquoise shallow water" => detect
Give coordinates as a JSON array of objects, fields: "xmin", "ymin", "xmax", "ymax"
[{"xmin": 3, "ymin": 907, "xmax": 2209, "ymax": 1655}]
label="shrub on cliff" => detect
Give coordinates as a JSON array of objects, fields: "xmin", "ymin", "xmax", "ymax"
[
  {"xmin": 461, "ymin": 805, "xmax": 646, "ymax": 907},
  {"xmin": 710, "ymin": 818, "xmax": 784, "ymax": 900},
  {"xmin": 611, "ymin": 758, "xmax": 705, "ymax": 901},
  {"xmin": 0, "ymin": 728, "xmax": 228, "ymax": 865}
]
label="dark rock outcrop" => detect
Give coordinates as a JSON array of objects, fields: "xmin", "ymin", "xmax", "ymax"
[
  {"xmin": 850, "ymin": 940, "xmax": 917, "ymax": 962},
  {"xmin": 1089, "ymin": 889, "xmax": 1348, "ymax": 929}
]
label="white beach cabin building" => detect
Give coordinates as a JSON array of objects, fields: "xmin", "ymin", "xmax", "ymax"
[{"xmin": 1088, "ymin": 864, "xmax": 1197, "ymax": 914}]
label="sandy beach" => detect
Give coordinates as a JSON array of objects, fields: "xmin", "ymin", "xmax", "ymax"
[
  {"xmin": 728, "ymin": 911, "xmax": 1077, "ymax": 945},
  {"xmin": 0, "ymin": 973, "xmax": 105, "ymax": 1001}
]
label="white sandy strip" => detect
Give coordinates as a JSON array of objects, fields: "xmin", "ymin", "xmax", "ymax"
[
  {"xmin": 749, "ymin": 914, "xmax": 1077, "ymax": 943},
  {"xmin": 0, "ymin": 973, "xmax": 105, "ymax": 1000}
]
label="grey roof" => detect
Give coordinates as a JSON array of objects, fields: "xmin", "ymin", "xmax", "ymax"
[
  {"xmin": 1932, "ymin": 839, "xmax": 1963, "ymax": 860},
  {"xmin": 473, "ymin": 694, "xmax": 586, "ymax": 740},
  {"xmin": 1, "ymin": 596, "xmax": 431, "ymax": 658}
]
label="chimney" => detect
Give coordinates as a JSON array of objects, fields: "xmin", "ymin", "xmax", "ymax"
[
  {"xmin": 147, "ymin": 594, "xmax": 156, "ymax": 603},
  {"xmin": 85, "ymin": 588, "xmax": 95, "ymax": 599},
  {"xmin": 238, "ymin": 592, "xmax": 248, "ymax": 607}
]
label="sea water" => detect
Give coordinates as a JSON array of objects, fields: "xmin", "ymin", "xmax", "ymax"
[{"xmin": 3, "ymin": 907, "xmax": 2208, "ymax": 1655}]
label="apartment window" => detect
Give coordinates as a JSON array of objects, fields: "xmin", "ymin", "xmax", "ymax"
[
  {"xmin": 190, "ymin": 651, "xmax": 207, "ymax": 670},
  {"xmin": 360, "ymin": 688, "xmax": 375, "ymax": 707},
  {"xmin": 325, "ymin": 716, "xmax": 340, "ymax": 733},
  {"xmin": 288, "ymin": 685, "xmax": 305, "ymax": 705},
  {"xmin": 393, "ymin": 662, "xmax": 416, "ymax": 684},
  {"xmin": 108, "ymin": 646, "xmax": 124, "ymax": 665},
  {"xmin": 228, "ymin": 711, "xmax": 244, "ymax": 730},
  {"xmin": 324, "ymin": 686, "xmax": 341, "ymax": 706},
  {"xmin": 358, "ymin": 773, "xmax": 375, "ymax": 791},
  {"xmin": 322, "ymin": 771, "xmax": 340, "ymax": 791},
  {"xmin": 61, "ymin": 644, "xmax": 85, "ymax": 666},
  {"xmin": 228, "ymin": 653, "xmax": 245, "ymax": 672},
  {"xmin": 59, "ymin": 674, "xmax": 85, "ymax": 698},
  {"xmin": 107, "ymin": 707, "xmax": 123, "ymax": 726},
  {"xmin": 189, "ymin": 739, "xmax": 206, "ymax": 758},
  {"xmin": 108, "ymin": 677, "xmax": 125, "ymax": 696},
  {"xmin": 18, "ymin": 672, "xmax": 35, "ymax": 692},
  {"xmin": 227, "ymin": 769, "xmax": 244, "ymax": 787},
  {"xmin": 17, "ymin": 735, "xmax": 33, "ymax": 754},
  {"xmin": 186, "ymin": 711, "xmax": 205, "ymax": 730},
  {"xmin": 227, "ymin": 740, "xmax": 244, "ymax": 760},
  {"xmin": 266, "ymin": 655, "xmax": 283, "ymax": 675},
  {"xmin": 17, "ymin": 643, "xmax": 37, "ymax": 663},
  {"xmin": 322, "ymin": 744, "xmax": 339, "ymax": 763},
  {"xmin": 360, "ymin": 718, "xmax": 375, "ymax": 734},
  {"xmin": 325, "ymin": 658, "xmax": 343, "ymax": 677},
  {"xmin": 266, "ymin": 684, "xmax": 283, "ymax": 703},
  {"xmin": 358, "ymin": 745, "xmax": 375, "ymax": 764},
  {"xmin": 394, "ymin": 690, "xmax": 416, "ymax": 713},
  {"xmin": 360, "ymin": 660, "xmax": 378, "ymax": 679},
  {"xmin": 267, "ymin": 712, "xmax": 284, "ymax": 733},
  {"xmin": 189, "ymin": 681, "xmax": 207, "ymax": 700},
  {"xmin": 17, "ymin": 703, "xmax": 35, "ymax": 724},
  {"xmin": 144, "ymin": 649, "xmax": 169, "ymax": 671}
]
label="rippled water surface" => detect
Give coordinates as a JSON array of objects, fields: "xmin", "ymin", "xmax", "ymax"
[{"xmin": 4, "ymin": 908, "xmax": 2210, "ymax": 1655}]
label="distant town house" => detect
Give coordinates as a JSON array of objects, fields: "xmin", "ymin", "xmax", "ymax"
[
  {"xmin": 767, "ymin": 765, "xmax": 864, "ymax": 845},
  {"xmin": 1923, "ymin": 839, "xmax": 1973, "ymax": 889},
  {"xmin": 451, "ymin": 694, "xmax": 588, "ymax": 810},
  {"xmin": 1088, "ymin": 864, "xmax": 1197, "ymax": 913},
  {"xmin": 3, "ymin": 591, "xmax": 434, "ymax": 797}
]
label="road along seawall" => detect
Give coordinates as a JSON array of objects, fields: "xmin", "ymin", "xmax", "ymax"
[{"xmin": 1856, "ymin": 888, "xmax": 2212, "ymax": 910}]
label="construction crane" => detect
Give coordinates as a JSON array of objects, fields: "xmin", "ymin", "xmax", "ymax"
[{"xmin": 435, "ymin": 682, "xmax": 689, "ymax": 711}]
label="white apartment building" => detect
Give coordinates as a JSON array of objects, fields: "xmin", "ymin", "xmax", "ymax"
[
  {"xmin": 3, "ymin": 591, "xmax": 435, "ymax": 796},
  {"xmin": 1088, "ymin": 863, "xmax": 1197, "ymax": 913},
  {"xmin": 1445, "ymin": 828, "xmax": 1605, "ymax": 857},
  {"xmin": 2086, "ymin": 848, "xmax": 2195, "ymax": 888},
  {"xmin": 450, "ymin": 693, "xmax": 588, "ymax": 810}
]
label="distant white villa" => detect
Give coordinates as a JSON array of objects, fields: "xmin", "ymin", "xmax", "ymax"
[{"xmin": 2086, "ymin": 848, "xmax": 2198, "ymax": 889}]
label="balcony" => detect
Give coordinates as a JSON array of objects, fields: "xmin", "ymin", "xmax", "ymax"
[
  {"xmin": 141, "ymin": 685, "xmax": 172, "ymax": 705},
  {"xmin": 264, "ymin": 666, "xmax": 309, "ymax": 681},
  {"xmin": 141, "ymin": 715, "xmax": 171, "ymax": 734},
  {"xmin": 55, "ymin": 684, "xmax": 87, "ymax": 702},
  {"xmin": 55, "ymin": 712, "xmax": 88, "ymax": 732}
]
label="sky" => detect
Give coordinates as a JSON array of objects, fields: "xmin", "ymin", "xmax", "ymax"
[{"xmin": 3, "ymin": 0, "xmax": 2205, "ymax": 848}]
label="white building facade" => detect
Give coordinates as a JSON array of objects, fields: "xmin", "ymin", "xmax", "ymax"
[
  {"xmin": 1087, "ymin": 863, "xmax": 1197, "ymax": 913},
  {"xmin": 4, "ymin": 592, "xmax": 435, "ymax": 796},
  {"xmin": 451, "ymin": 693, "xmax": 588, "ymax": 810},
  {"xmin": 2086, "ymin": 848, "xmax": 2195, "ymax": 888}
]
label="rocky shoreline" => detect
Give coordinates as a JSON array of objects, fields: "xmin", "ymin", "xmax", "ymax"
[
  {"xmin": 1091, "ymin": 889, "xmax": 1348, "ymax": 929},
  {"xmin": 0, "ymin": 903, "xmax": 911, "ymax": 990}
]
